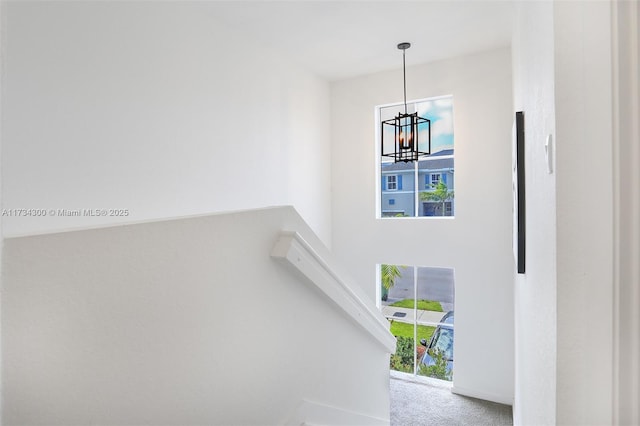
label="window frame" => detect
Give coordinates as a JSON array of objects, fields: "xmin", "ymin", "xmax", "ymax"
[
  {"xmin": 386, "ymin": 175, "xmax": 398, "ymax": 191},
  {"xmin": 377, "ymin": 264, "xmax": 456, "ymax": 381},
  {"xmin": 376, "ymin": 95, "xmax": 455, "ymax": 220}
]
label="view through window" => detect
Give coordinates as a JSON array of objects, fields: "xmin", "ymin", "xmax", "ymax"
[
  {"xmin": 379, "ymin": 96, "xmax": 455, "ymax": 218},
  {"xmin": 380, "ymin": 264, "xmax": 455, "ymax": 381}
]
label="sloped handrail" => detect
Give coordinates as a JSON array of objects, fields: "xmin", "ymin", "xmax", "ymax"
[{"xmin": 271, "ymin": 231, "xmax": 396, "ymax": 353}]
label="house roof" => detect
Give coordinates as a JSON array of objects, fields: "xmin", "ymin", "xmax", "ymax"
[
  {"xmin": 382, "ymin": 150, "xmax": 454, "ymax": 172},
  {"xmin": 428, "ymin": 149, "xmax": 454, "ymax": 157}
]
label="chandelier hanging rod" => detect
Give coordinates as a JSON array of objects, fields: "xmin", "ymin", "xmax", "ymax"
[{"xmin": 398, "ymin": 42, "xmax": 410, "ymax": 114}]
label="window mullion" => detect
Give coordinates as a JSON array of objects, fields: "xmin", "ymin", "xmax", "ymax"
[{"xmin": 414, "ymin": 162, "xmax": 419, "ymax": 216}]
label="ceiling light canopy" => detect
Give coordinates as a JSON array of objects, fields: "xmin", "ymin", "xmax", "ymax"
[{"xmin": 381, "ymin": 42, "xmax": 431, "ymax": 163}]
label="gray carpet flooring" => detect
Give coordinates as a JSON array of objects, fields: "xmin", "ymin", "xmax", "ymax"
[{"xmin": 390, "ymin": 376, "xmax": 513, "ymax": 426}]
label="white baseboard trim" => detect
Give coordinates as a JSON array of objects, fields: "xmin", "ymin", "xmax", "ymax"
[
  {"xmin": 390, "ymin": 370, "xmax": 453, "ymax": 390},
  {"xmin": 451, "ymin": 385, "xmax": 514, "ymax": 406},
  {"xmin": 283, "ymin": 399, "xmax": 389, "ymax": 426}
]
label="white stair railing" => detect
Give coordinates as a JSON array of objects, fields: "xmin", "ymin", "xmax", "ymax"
[{"xmin": 271, "ymin": 231, "xmax": 396, "ymax": 353}]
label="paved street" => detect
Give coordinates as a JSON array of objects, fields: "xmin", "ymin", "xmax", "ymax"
[{"xmin": 385, "ymin": 266, "xmax": 455, "ymax": 311}]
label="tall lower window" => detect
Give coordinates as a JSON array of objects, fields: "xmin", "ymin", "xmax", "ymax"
[
  {"xmin": 378, "ymin": 96, "xmax": 455, "ymax": 218},
  {"xmin": 380, "ymin": 264, "xmax": 455, "ymax": 381}
]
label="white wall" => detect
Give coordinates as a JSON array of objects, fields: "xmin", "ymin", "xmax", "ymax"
[
  {"xmin": 613, "ymin": 1, "xmax": 640, "ymax": 422},
  {"xmin": 511, "ymin": 2, "xmax": 557, "ymax": 425},
  {"xmin": 513, "ymin": 2, "xmax": 618, "ymax": 424},
  {"xmin": 331, "ymin": 48, "xmax": 514, "ymax": 404},
  {"xmin": 2, "ymin": 206, "xmax": 390, "ymax": 425},
  {"xmin": 1, "ymin": 1, "xmax": 331, "ymax": 244},
  {"xmin": 554, "ymin": 2, "xmax": 614, "ymax": 424}
]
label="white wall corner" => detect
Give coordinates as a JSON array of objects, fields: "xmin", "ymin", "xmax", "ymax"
[
  {"xmin": 612, "ymin": 0, "xmax": 640, "ymax": 423},
  {"xmin": 554, "ymin": 1, "xmax": 615, "ymax": 423}
]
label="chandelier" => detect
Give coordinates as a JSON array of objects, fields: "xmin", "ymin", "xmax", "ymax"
[{"xmin": 381, "ymin": 42, "xmax": 431, "ymax": 163}]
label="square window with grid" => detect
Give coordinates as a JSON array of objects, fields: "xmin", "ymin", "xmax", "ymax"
[{"xmin": 378, "ymin": 96, "xmax": 455, "ymax": 218}]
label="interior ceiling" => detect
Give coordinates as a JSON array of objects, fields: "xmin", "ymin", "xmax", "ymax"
[{"xmin": 205, "ymin": 1, "xmax": 514, "ymax": 81}]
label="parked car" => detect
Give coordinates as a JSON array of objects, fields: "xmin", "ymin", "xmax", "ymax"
[{"xmin": 419, "ymin": 311, "xmax": 454, "ymax": 376}]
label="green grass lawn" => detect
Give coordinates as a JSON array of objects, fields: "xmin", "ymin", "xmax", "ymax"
[
  {"xmin": 389, "ymin": 321, "xmax": 436, "ymax": 343},
  {"xmin": 390, "ymin": 299, "xmax": 443, "ymax": 312}
]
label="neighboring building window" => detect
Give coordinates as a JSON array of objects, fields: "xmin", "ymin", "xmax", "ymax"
[
  {"xmin": 387, "ymin": 175, "xmax": 397, "ymax": 190},
  {"xmin": 425, "ymin": 172, "xmax": 448, "ymax": 189},
  {"xmin": 389, "ymin": 199, "xmax": 395, "ymax": 205},
  {"xmin": 379, "ymin": 96, "xmax": 455, "ymax": 218}
]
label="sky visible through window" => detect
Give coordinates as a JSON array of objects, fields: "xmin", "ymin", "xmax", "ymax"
[{"xmin": 417, "ymin": 97, "xmax": 454, "ymax": 153}]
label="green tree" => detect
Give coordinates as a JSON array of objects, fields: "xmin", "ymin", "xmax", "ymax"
[
  {"xmin": 381, "ymin": 264, "xmax": 402, "ymax": 290},
  {"xmin": 381, "ymin": 264, "xmax": 402, "ymax": 302},
  {"xmin": 420, "ymin": 180, "xmax": 454, "ymax": 216}
]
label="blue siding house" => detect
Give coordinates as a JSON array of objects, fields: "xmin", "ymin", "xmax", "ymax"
[{"xmin": 381, "ymin": 149, "xmax": 454, "ymax": 217}]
